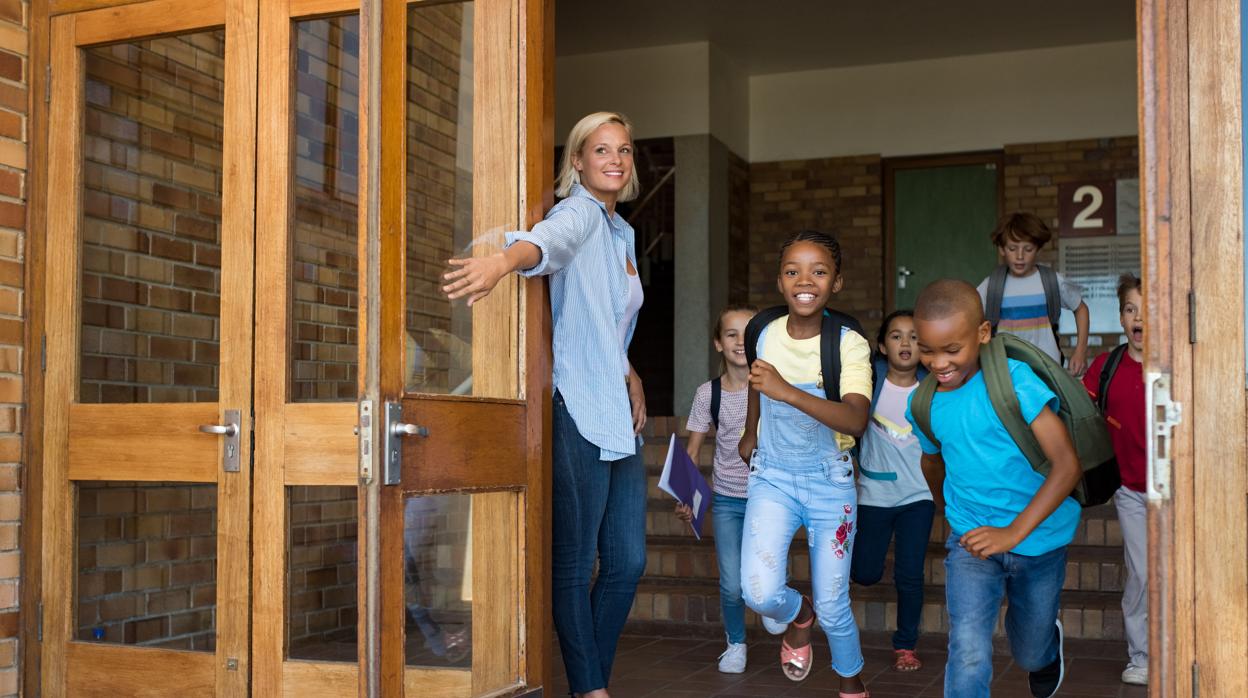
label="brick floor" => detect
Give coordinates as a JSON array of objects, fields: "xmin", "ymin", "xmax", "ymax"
[{"xmin": 552, "ymin": 632, "xmax": 1150, "ymax": 697}]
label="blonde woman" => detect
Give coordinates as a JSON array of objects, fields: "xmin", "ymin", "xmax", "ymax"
[{"xmin": 443, "ymin": 112, "xmax": 646, "ymax": 698}]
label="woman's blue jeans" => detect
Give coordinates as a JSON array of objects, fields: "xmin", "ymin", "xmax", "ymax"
[
  {"xmin": 712, "ymin": 493, "xmax": 748, "ymax": 644},
  {"xmin": 551, "ymin": 392, "xmax": 647, "ymax": 694}
]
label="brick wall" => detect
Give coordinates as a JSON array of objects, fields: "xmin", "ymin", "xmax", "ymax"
[
  {"xmin": 0, "ymin": 1, "xmax": 29, "ymax": 694},
  {"xmin": 75, "ymin": 482, "xmax": 217, "ymax": 650},
  {"xmin": 1003, "ymin": 136, "xmax": 1140, "ymax": 354},
  {"xmin": 286, "ymin": 486, "xmax": 358, "ymax": 659},
  {"xmin": 291, "ymin": 17, "xmax": 360, "ymax": 402},
  {"xmin": 79, "ymin": 31, "xmax": 225, "ymax": 404},
  {"xmin": 748, "ymin": 156, "xmax": 884, "ymax": 334},
  {"xmin": 403, "ymin": 3, "xmax": 472, "ymax": 395}
]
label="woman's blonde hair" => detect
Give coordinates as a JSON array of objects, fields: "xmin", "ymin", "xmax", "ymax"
[{"xmin": 555, "ymin": 111, "xmax": 640, "ymax": 202}]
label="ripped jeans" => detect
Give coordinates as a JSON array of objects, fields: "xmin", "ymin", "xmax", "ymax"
[{"xmin": 740, "ymin": 451, "xmax": 864, "ymax": 677}]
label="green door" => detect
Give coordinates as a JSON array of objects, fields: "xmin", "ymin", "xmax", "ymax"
[{"xmin": 892, "ymin": 163, "xmax": 1001, "ymax": 309}]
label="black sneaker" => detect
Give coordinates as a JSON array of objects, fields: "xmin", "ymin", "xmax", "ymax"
[{"xmin": 1029, "ymin": 619, "xmax": 1066, "ymax": 698}]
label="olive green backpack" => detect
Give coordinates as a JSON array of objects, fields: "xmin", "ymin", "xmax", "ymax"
[{"xmin": 909, "ymin": 333, "xmax": 1120, "ymax": 507}]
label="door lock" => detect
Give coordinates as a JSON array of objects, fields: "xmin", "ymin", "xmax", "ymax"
[
  {"xmin": 897, "ymin": 265, "xmax": 914, "ymax": 290},
  {"xmin": 199, "ymin": 409, "xmax": 241, "ymax": 473},
  {"xmin": 382, "ymin": 401, "xmax": 428, "ymax": 485}
]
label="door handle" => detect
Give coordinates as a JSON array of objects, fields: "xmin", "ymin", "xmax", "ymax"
[
  {"xmin": 390, "ymin": 422, "xmax": 429, "ymax": 438},
  {"xmin": 199, "ymin": 409, "xmax": 241, "ymax": 473},
  {"xmin": 382, "ymin": 402, "xmax": 427, "ymax": 485},
  {"xmin": 898, "ymin": 265, "xmax": 914, "ymax": 289}
]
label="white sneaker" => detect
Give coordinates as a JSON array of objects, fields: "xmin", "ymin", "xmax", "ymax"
[
  {"xmin": 718, "ymin": 642, "xmax": 748, "ymax": 674},
  {"xmin": 761, "ymin": 615, "xmax": 788, "ymax": 635},
  {"xmin": 1122, "ymin": 664, "xmax": 1149, "ymax": 685}
]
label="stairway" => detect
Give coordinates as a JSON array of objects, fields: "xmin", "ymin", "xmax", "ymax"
[{"xmin": 625, "ymin": 416, "xmax": 1132, "ymax": 644}]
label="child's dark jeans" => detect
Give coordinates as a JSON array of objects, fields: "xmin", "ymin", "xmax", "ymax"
[
  {"xmin": 850, "ymin": 500, "xmax": 935, "ymax": 650},
  {"xmin": 943, "ymin": 534, "xmax": 1068, "ymax": 697}
]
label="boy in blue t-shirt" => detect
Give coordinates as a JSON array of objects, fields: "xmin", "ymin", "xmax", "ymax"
[{"xmin": 905, "ymin": 279, "xmax": 1083, "ymax": 698}]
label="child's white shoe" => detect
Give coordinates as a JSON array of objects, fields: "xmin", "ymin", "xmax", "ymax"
[
  {"xmin": 718, "ymin": 642, "xmax": 748, "ymax": 673},
  {"xmin": 1121, "ymin": 664, "xmax": 1148, "ymax": 685}
]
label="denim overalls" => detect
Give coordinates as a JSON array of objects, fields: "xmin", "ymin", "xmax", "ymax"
[{"xmin": 740, "ymin": 324, "xmax": 865, "ymax": 678}]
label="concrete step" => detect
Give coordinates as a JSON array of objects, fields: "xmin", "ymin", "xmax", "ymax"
[
  {"xmin": 641, "ymin": 537, "xmax": 1127, "ymax": 594},
  {"xmin": 627, "ymin": 578, "xmax": 1128, "ymax": 642}
]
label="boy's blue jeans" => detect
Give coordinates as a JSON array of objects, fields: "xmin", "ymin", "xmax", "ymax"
[
  {"xmin": 551, "ymin": 392, "xmax": 647, "ymax": 694},
  {"xmin": 944, "ymin": 534, "xmax": 1068, "ymax": 697},
  {"xmin": 741, "ymin": 454, "xmax": 864, "ymax": 678},
  {"xmin": 712, "ymin": 493, "xmax": 748, "ymax": 644}
]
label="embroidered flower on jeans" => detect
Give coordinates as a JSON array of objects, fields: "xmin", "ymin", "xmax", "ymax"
[
  {"xmin": 843, "ymin": 504, "xmax": 852, "ymax": 514},
  {"xmin": 834, "ymin": 548, "xmax": 844, "ymax": 559}
]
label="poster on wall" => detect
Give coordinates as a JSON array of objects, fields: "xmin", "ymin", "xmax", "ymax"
[{"xmin": 1058, "ymin": 235, "xmax": 1141, "ymax": 335}]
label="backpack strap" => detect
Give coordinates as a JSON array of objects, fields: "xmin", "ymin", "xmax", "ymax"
[
  {"xmin": 910, "ymin": 373, "xmax": 941, "ymax": 451},
  {"xmin": 743, "ymin": 305, "xmax": 788, "ymax": 368},
  {"xmin": 1097, "ymin": 344, "xmax": 1129, "ymax": 414},
  {"xmin": 1038, "ymin": 265, "xmax": 1062, "ymax": 327},
  {"xmin": 743, "ymin": 306, "xmax": 863, "ymax": 402},
  {"xmin": 1038, "ymin": 264, "xmax": 1065, "ymax": 359},
  {"xmin": 984, "ymin": 264, "xmax": 1009, "ymax": 331},
  {"xmin": 710, "ymin": 376, "xmax": 722, "ymax": 431},
  {"xmin": 981, "ymin": 334, "xmax": 1049, "ymax": 468}
]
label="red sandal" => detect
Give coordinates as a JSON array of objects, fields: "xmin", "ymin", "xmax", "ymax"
[
  {"xmin": 779, "ymin": 596, "xmax": 816, "ymax": 682},
  {"xmin": 893, "ymin": 648, "xmax": 922, "ymax": 672}
]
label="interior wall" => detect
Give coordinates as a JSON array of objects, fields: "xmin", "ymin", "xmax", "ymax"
[{"xmin": 750, "ymin": 40, "xmax": 1138, "ymax": 162}]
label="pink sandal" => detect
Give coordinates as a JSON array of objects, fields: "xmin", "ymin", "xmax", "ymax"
[
  {"xmin": 839, "ymin": 692, "xmax": 870, "ymax": 698},
  {"xmin": 779, "ymin": 596, "xmax": 816, "ymax": 681},
  {"xmin": 893, "ymin": 648, "xmax": 921, "ymax": 672}
]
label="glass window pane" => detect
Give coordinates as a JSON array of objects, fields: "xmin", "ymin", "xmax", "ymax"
[
  {"xmin": 404, "ymin": 494, "xmax": 471, "ymax": 668},
  {"xmin": 405, "ymin": 2, "xmax": 476, "ymax": 396},
  {"xmin": 80, "ymin": 32, "xmax": 226, "ymax": 404},
  {"xmin": 291, "ymin": 15, "xmax": 360, "ymax": 403},
  {"xmin": 286, "ymin": 485, "xmax": 359, "ymax": 662},
  {"xmin": 75, "ymin": 482, "xmax": 217, "ymax": 651}
]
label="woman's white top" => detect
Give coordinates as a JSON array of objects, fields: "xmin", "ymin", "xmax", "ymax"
[{"xmin": 617, "ymin": 268, "xmax": 644, "ymax": 374}]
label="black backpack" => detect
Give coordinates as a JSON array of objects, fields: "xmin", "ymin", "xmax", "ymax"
[
  {"xmin": 743, "ymin": 306, "xmax": 865, "ymax": 402},
  {"xmin": 1095, "ymin": 344, "xmax": 1130, "ymax": 414},
  {"xmin": 984, "ymin": 264, "xmax": 1064, "ymax": 361},
  {"xmin": 710, "ymin": 376, "xmax": 723, "ymax": 430}
]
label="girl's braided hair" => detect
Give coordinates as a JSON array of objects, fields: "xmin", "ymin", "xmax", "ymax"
[{"xmin": 779, "ymin": 230, "xmax": 842, "ymax": 273}]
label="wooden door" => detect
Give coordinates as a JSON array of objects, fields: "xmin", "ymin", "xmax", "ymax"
[
  {"xmin": 40, "ymin": 1, "xmax": 257, "ymax": 695},
  {"xmin": 884, "ymin": 153, "xmax": 1003, "ymax": 310},
  {"xmin": 361, "ymin": 0, "xmax": 551, "ymax": 695},
  {"xmin": 1139, "ymin": 0, "xmax": 1248, "ymax": 695},
  {"xmin": 252, "ymin": 1, "xmax": 369, "ymax": 695}
]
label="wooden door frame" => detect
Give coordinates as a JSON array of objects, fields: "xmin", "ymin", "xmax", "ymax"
[{"xmin": 881, "ymin": 150, "xmax": 1005, "ymax": 313}]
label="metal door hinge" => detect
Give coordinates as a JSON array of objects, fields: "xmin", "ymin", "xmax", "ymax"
[
  {"xmin": 1192, "ymin": 661, "xmax": 1200, "ymax": 697},
  {"xmin": 1145, "ymin": 372, "xmax": 1182, "ymax": 502},
  {"xmin": 36, "ymin": 601, "xmax": 42, "ymax": 641},
  {"xmin": 44, "ymin": 66, "xmax": 50, "ymax": 104},
  {"xmin": 1188, "ymin": 290, "xmax": 1196, "ymax": 344},
  {"xmin": 382, "ymin": 400, "xmax": 428, "ymax": 486},
  {"xmin": 40, "ymin": 335, "xmax": 45, "ymax": 373},
  {"xmin": 358, "ymin": 400, "xmax": 373, "ymax": 483}
]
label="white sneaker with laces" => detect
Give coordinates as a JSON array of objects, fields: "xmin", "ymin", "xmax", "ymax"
[
  {"xmin": 1121, "ymin": 664, "xmax": 1149, "ymax": 685},
  {"xmin": 718, "ymin": 642, "xmax": 748, "ymax": 674}
]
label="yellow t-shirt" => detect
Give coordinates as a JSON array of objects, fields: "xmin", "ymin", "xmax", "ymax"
[{"xmin": 760, "ymin": 316, "xmax": 873, "ymax": 452}]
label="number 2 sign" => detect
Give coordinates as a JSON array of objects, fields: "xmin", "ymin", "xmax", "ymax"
[{"xmin": 1058, "ymin": 180, "xmax": 1117, "ymax": 237}]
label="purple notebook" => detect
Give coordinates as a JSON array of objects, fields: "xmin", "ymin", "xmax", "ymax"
[{"xmin": 657, "ymin": 434, "xmax": 713, "ymax": 539}]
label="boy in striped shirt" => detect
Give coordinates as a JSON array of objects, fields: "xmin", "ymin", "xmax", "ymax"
[{"xmin": 977, "ymin": 212, "xmax": 1090, "ymax": 376}]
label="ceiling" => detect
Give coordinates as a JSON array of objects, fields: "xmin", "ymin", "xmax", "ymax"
[{"xmin": 555, "ymin": 0, "xmax": 1136, "ymax": 75}]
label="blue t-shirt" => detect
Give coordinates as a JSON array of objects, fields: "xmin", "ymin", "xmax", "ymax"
[{"xmin": 905, "ymin": 359, "xmax": 1080, "ymax": 556}]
